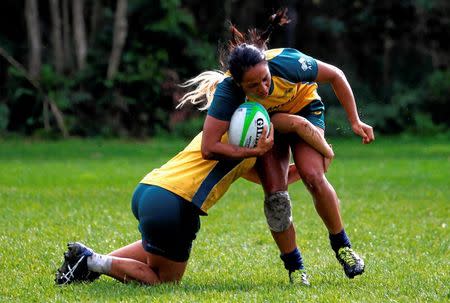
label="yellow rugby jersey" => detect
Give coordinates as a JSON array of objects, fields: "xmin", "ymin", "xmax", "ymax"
[
  {"xmin": 140, "ymin": 132, "xmax": 256, "ymax": 214},
  {"xmin": 208, "ymin": 48, "xmax": 320, "ymax": 121}
]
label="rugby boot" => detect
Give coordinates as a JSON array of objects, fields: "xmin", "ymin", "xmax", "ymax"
[
  {"xmin": 55, "ymin": 242, "xmax": 100, "ymax": 285},
  {"xmin": 288, "ymin": 269, "xmax": 310, "ymax": 286},
  {"xmin": 336, "ymin": 246, "xmax": 365, "ymax": 278}
]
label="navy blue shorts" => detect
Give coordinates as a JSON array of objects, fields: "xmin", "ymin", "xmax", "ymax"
[
  {"xmin": 295, "ymin": 99, "xmax": 325, "ymax": 129},
  {"xmin": 131, "ymin": 184, "xmax": 201, "ymax": 262}
]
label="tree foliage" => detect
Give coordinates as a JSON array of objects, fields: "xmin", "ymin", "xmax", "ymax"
[{"xmin": 0, "ymin": 0, "xmax": 448, "ymax": 138}]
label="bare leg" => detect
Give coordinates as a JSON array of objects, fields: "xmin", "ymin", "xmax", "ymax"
[
  {"xmin": 290, "ymin": 133, "xmax": 367, "ymax": 278},
  {"xmin": 269, "ymin": 225, "xmax": 297, "ymax": 254},
  {"xmin": 109, "ymin": 240, "xmax": 147, "ymax": 262},
  {"xmin": 289, "ymin": 129, "xmax": 343, "ymax": 234},
  {"xmin": 103, "ymin": 240, "xmax": 188, "ymax": 284},
  {"xmin": 108, "ymin": 254, "xmax": 188, "ymax": 284},
  {"xmin": 108, "ymin": 256, "xmax": 162, "ymax": 284},
  {"xmin": 271, "ymin": 113, "xmax": 334, "ymax": 158},
  {"xmin": 256, "ymin": 132, "xmax": 297, "ymax": 254}
]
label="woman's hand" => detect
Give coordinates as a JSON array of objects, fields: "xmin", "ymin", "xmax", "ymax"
[
  {"xmin": 351, "ymin": 120, "xmax": 375, "ymax": 144},
  {"xmin": 316, "ymin": 60, "xmax": 375, "ymax": 145},
  {"xmin": 202, "ymin": 115, "xmax": 274, "ymax": 160},
  {"xmin": 253, "ymin": 123, "xmax": 274, "ymax": 156}
]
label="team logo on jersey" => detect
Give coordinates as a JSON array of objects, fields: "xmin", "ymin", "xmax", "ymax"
[{"xmin": 298, "ymin": 57, "xmax": 312, "ymax": 71}]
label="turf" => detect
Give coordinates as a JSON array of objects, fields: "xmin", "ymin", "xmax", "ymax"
[{"xmin": 0, "ymin": 136, "xmax": 448, "ymax": 302}]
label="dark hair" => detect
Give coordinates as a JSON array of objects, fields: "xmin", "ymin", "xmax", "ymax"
[
  {"xmin": 228, "ymin": 44, "xmax": 265, "ymax": 83},
  {"xmin": 220, "ymin": 8, "xmax": 291, "ymax": 84}
]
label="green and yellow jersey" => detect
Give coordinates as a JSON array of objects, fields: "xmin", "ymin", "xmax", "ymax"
[
  {"xmin": 208, "ymin": 48, "xmax": 320, "ymax": 121},
  {"xmin": 140, "ymin": 132, "xmax": 256, "ymax": 214}
]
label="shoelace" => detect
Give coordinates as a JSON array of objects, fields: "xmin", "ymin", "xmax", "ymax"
[
  {"xmin": 58, "ymin": 255, "xmax": 86, "ymax": 285},
  {"xmin": 339, "ymin": 247, "xmax": 357, "ymax": 266}
]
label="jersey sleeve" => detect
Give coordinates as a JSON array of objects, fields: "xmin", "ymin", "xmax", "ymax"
[
  {"xmin": 268, "ymin": 48, "xmax": 318, "ymax": 83},
  {"xmin": 207, "ymin": 77, "xmax": 245, "ymax": 121}
]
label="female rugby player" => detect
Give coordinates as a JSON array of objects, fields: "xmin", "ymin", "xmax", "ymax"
[{"xmin": 179, "ymin": 8, "xmax": 374, "ymax": 281}]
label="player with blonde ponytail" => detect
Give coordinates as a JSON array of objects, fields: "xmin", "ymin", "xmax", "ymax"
[{"xmin": 177, "ymin": 70, "xmax": 225, "ymax": 110}]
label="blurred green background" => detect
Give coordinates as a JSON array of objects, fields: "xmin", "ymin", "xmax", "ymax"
[{"xmin": 0, "ymin": 0, "xmax": 448, "ymax": 139}]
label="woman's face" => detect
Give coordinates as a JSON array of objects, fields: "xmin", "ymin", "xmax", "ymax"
[{"xmin": 240, "ymin": 61, "xmax": 271, "ymax": 99}]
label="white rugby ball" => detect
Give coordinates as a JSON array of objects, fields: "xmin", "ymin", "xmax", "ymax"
[{"xmin": 228, "ymin": 102, "xmax": 270, "ymax": 148}]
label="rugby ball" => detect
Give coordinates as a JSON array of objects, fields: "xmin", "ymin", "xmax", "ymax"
[{"xmin": 228, "ymin": 102, "xmax": 270, "ymax": 148}]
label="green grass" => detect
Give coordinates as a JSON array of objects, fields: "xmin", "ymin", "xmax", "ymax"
[{"xmin": 0, "ymin": 136, "xmax": 449, "ymax": 302}]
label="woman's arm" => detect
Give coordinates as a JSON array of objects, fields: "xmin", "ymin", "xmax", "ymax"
[
  {"xmin": 271, "ymin": 113, "xmax": 334, "ymax": 159},
  {"xmin": 201, "ymin": 115, "xmax": 274, "ymax": 160},
  {"xmin": 315, "ymin": 60, "xmax": 375, "ymax": 144}
]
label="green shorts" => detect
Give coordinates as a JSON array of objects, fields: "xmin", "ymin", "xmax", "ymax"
[
  {"xmin": 131, "ymin": 184, "xmax": 201, "ymax": 262},
  {"xmin": 295, "ymin": 99, "xmax": 325, "ymax": 129}
]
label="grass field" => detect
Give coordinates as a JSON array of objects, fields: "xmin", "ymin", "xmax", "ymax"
[{"xmin": 0, "ymin": 136, "xmax": 448, "ymax": 302}]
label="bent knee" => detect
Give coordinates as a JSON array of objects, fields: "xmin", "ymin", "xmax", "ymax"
[{"xmin": 301, "ymin": 170, "xmax": 327, "ymax": 189}]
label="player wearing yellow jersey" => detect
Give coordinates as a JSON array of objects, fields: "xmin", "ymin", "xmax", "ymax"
[
  {"xmin": 179, "ymin": 9, "xmax": 374, "ymax": 281},
  {"xmin": 55, "ymin": 112, "xmax": 333, "ymax": 285}
]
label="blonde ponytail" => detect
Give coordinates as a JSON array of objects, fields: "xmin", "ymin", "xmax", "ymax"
[{"xmin": 177, "ymin": 70, "xmax": 226, "ymax": 110}]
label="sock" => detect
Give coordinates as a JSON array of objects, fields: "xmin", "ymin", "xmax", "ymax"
[
  {"xmin": 329, "ymin": 229, "xmax": 351, "ymax": 253},
  {"xmin": 280, "ymin": 247, "xmax": 304, "ymax": 272},
  {"xmin": 87, "ymin": 253, "xmax": 113, "ymax": 274}
]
